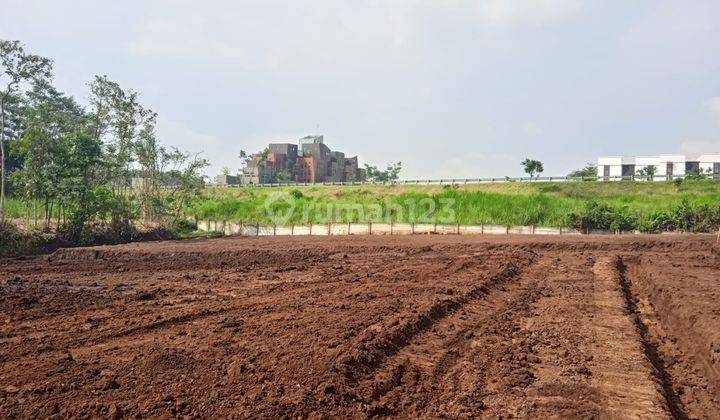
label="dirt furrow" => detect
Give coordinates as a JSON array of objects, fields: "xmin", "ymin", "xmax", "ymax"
[
  {"xmin": 592, "ymin": 256, "xmax": 674, "ymax": 419},
  {"xmin": 333, "ymin": 249, "xmax": 537, "ymax": 382},
  {"xmin": 622, "ymin": 256, "xmax": 720, "ymax": 418}
]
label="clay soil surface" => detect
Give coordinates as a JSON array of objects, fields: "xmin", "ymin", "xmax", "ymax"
[{"xmin": 1, "ymin": 234, "xmax": 720, "ymax": 418}]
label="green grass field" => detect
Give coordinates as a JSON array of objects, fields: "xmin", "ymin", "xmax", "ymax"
[
  {"xmin": 186, "ymin": 179, "xmax": 720, "ymax": 228},
  {"xmin": 3, "ymin": 197, "xmax": 64, "ymax": 222},
  {"xmin": 6, "ymin": 180, "xmax": 719, "ymax": 230}
]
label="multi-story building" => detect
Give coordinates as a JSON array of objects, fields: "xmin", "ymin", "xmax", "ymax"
[
  {"xmin": 597, "ymin": 153, "xmax": 720, "ymax": 180},
  {"xmin": 214, "ymin": 174, "xmax": 239, "ymax": 186},
  {"xmin": 239, "ymin": 159, "xmax": 277, "ymax": 185},
  {"xmin": 239, "ymin": 135, "xmax": 365, "ymax": 184}
]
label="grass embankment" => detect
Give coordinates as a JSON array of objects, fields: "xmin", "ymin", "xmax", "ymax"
[{"xmin": 186, "ymin": 180, "xmax": 720, "ymax": 231}]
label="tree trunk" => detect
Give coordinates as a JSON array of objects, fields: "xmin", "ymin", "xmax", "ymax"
[{"xmin": 0, "ymin": 97, "xmax": 6, "ymax": 219}]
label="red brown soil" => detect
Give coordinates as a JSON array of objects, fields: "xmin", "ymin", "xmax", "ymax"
[{"xmin": 1, "ymin": 234, "xmax": 719, "ymax": 418}]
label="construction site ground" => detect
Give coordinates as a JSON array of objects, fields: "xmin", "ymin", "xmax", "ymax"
[{"xmin": 1, "ymin": 234, "xmax": 719, "ymax": 418}]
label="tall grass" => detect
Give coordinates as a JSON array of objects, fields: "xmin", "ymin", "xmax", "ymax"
[
  {"xmin": 2, "ymin": 197, "xmax": 64, "ymax": 222},
  {"xmin": 189, "ymin": 180, "xmax": 720, "ymax": 228}
]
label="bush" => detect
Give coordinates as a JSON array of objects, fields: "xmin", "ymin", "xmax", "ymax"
[
  {"xmin": 172, "ymin": 218, "xmax": 197, "ymax": 235},
  {"xmin": 644, "ymin": 201, "xmax": 720, "ymax": 233},
  {"xmin": 568, "ymin": 201, "xmax": 635, "ymax": 232},
  {"xmin": 289, "ymin": 189, "xmax": 304, "ymax": 199},
  {"xmin": 0, "ymin": 220, "xmax": 50, "ymax": 258}
]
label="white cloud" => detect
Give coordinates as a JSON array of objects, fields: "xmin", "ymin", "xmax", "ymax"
[{"xmin": 704, "ymin": 97, "xmax": 720, "ymax": 125}]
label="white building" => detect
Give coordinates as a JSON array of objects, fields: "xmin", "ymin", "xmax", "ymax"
[{"xmin": 597, "ymin": 154, "xmax": 720, "ymax": 180}]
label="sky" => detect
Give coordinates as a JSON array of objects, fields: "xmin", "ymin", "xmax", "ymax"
[{"xmin": 2, "ymin": 0, "xmax": 720, "ymax": 178}]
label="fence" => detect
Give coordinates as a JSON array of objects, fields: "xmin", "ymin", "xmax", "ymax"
[
  {"xmin": 195, "ymin": 220, "xmax": 621, "ymax": 237},
  {"xmin": 210, "ymin": 173, "xmax": 720, "ymax": 188}
]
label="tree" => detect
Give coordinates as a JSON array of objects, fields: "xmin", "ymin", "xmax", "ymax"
[
  {"xmin": 568, "ymin": 163, "xmax": 597, "ymax": 180},
  {"xmin": 276, "ymin": 170, "xmax": 292, "ymax": 183},
  {"xmin": 364, "ymin": 161, "xmax": 402, "ymax": 183},
  {"xmin": 0, "ymin": 40, "xmax": 52, "ymax": 218},
  {"xmin": 88, "ymin": 75, "xmax": 145, "ymax": 228},
  {"xmin": 221, "ymin": 166, "xmax": 230, "ymax": 176},
  {"xmin": 15, "ymin": 81, "xmax": 99, "ymax": 228},
  {"xmin": 2, "ymin": 93, "xmax": 26, "ymax": 177},
  {"xmin": 521, "ymin": 158, "xmax": 544, "ymax": 179},
  {"xmin": 636, "ymin": 165, "xmax": 657, "ymax": 181},
  {"xmin": 238, "ymin": 149, "xmax": 250, "ymax": 170},
  {"xmin": 3, "ymin": 41, "xmax": 210, "ymax": 244}
]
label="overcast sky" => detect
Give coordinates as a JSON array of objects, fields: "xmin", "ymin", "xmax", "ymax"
[{"xmin": 2, "ymin": 0, "xmax": 720, "ymax": 178}]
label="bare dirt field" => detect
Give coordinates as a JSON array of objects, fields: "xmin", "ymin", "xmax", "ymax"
[{"xmin": 1, "ymin": 234, "xmax": 719, "ymax": 418}]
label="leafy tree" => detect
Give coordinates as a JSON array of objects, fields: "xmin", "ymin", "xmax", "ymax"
[
  {"xmin": 159, "ymin": 151, "xmax": 208, "ymax": 225},
  {"xmin": 364, "ymin": 161, "xmax": 402, "ymax": 183},
  {"xmin": 136, "ymin": 138, "xmax": 208, "ymax": 226},
  {"xmin": 238, "ymin": 149, "xmax": 249, "ymax": 169},
  {"xmin": 88, "ymin": 75, "xmax": 147, "ymax": 227},
  {"xmin": 3, "ymin": 41, "xmax": 209, "ymax": 243},
  {"xmin": 568, "ymin": 163, "xmax": 597, "ymax": 179},
  {"xmin": 14, "ymin": 81, "xmax": 95, "ymax": 227},
  {"xmin": 0, "ymin": 40, "xmax": 52, "ymax": 218},
  {"xmin": 636, "ymin": 165, "xmax": 657, "ymax": 181},
  {"xmin": 276, "ymin": 170, "xmax": 292, "ymax": 183},
  {"xmin": 521, "ymin": 158, "xmax": 544, "ymax": 179},
  {"xmin": 2, "ymin": 93, "xmax": 26, "ymax": 177}
]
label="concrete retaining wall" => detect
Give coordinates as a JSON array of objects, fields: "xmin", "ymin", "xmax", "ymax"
[
  {"xmin": 310, "ymin": 224, "xmax": 329, "ymax": 236},
  {"xmin": 482, "ymin": 224, "xmax": 508, "ymax": 235},
  {"xmin": 197, "ymin": 221, "xmax": 633, "ymax": 237},
  {"xmin": 392, "ymin": 223, "xmax": 414, "ymax": 235},
  {"xmin": 370, "ymin": 223, "xmax": 392, "ymax": 235},
  {"xmin": 349, "ymin": 224, "xmax": 370, "ymax": 235}
]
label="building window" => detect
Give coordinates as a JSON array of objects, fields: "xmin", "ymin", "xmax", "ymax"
[
  {"xmin": 621, "ymin": 164, "xmax": 635, "ymax": 178},
  {"xmin": 685, "ymin": 161, "xmax": 700, "ymax": 173}
]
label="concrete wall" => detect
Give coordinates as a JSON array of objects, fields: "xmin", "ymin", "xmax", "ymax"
[
  {"xmin": 483, "ymin": 224, "xmax": 508, "ymax": 235},
  {"xmin": 370, "ymin": 223, "xmax": 392, "ymax": 235},
  {"xmin": 196, "ymin": 221, "xmax": 645, "ymax": 237},
  {"xmin": 310, "ymin": 224, "xmax": 329, "ymax": 235},
  {"xmin": 391, "ymin": 223, "xmax": 414, "ymax": 235},
  {"xmin": 292, "ymin": 225, "xmax": 311, "ymax": 235},
  {"xmin": 349, "ymin": 224, "xmax": 370, "ymax": 235},
  {"xmin": 329, "ymin": 224, "xmax": 349, "ymax": 235}
]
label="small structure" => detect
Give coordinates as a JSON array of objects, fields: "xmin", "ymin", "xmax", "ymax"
[
  {"xmin": 597, "ymin": 154, "xmax": 720, "ymax": 180},
  {"xmin": 214, "ymin": 174, "xmax": 239, "ymax": 186}
]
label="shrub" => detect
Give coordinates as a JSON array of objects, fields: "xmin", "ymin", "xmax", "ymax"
[
  {"xmin": 289, "ymin": 189, "xmax": 304, "ymax": 199},
  {"xmin": 0, "ymin": 220, "xmax": 50, "ymax": 258},
  {"xmin": 644, "ymin": 201, "xmax": 720, "ymax": 233},
  {"xmin": 172, "ymin": 218, "xmax": 198, "ymax": 235},
  {"xmin": 568, "ymin": 201, "xmax": 635, "ymax": 232}
]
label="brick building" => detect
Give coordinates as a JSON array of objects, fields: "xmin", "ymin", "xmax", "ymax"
[{"xmin": 239, "ymin": 135, "xmax": 365, "ymax": 184}]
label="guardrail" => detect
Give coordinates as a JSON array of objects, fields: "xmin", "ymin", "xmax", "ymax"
[{"xmin": 211, "ymin": 173, "xmax": 720, "ymax": 188}]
